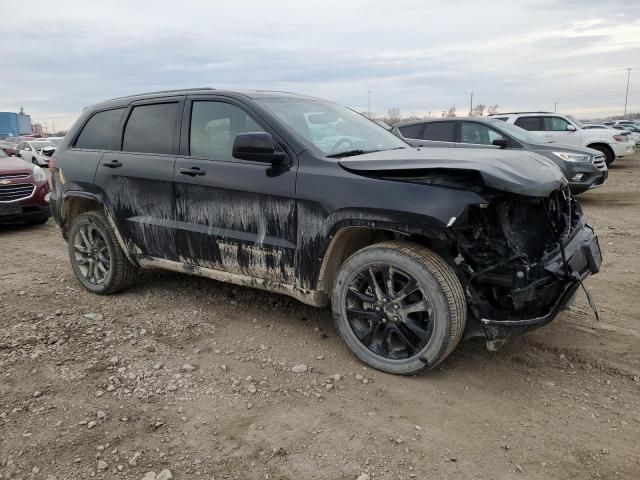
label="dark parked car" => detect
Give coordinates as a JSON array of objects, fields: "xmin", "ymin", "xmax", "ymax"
[
  {"xmin": 0, "ymin": 148, "xmax": 51, "ymax": 225},
  {"xmin": 50, "ymin": 89, "xmax": 601, "ymax": 375},
  {"xmin": 391, "ymin": 117, "xmax": 608, "ymax": 195}
]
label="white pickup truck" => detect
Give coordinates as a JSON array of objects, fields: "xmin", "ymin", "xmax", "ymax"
[{"xmin": 489, "ymin": 112, "xmax": 636, "ymax": 165}]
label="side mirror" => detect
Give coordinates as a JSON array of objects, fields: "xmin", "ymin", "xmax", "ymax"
[
  {"xmin": 492, "ymin": 138, "xmax": 509, "ymax": 148},
  {"xmin": 566, "ymin": 124, "xmax": 577, "ymax": 132},
  {"xmin": 232, "ymin": 132, "xmax": 287, "ymax": 164}
]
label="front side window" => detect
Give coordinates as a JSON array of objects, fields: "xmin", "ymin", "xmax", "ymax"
[
  {"xmin": 422, "ymin": 122, "xmax": 456, "ymax": 142},
  {"xmin": 398, "ymin": 124, "xmax": 425, "ymax": 139},
  {"xmin": 514, "ymin": 116, "xmax": 542, "ymax": 131},
  {"xmin": 543, "ymin": 117, "xmax": 571, "ymax": 131},
  {"xmin": 75, "ymin": 108, "xmax": 125, "ymax": 150},
  {"xmin": 257, "ymin": 98, "xmax": 407, "ymax": 157},
  {"xmin": 460, "ymin": 122, "xmax": 505, "ymax": 145},
  {"xmin": 190, "ymin": 101, "xmax": 265, "ymax": 161},
  {"xmin": 122, "ymin": 103, "xmax": 178, "ymax": 154}
]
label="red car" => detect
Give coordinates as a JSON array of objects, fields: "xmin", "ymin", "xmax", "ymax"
[{"xmin": 0, "ymin": 148, "xmax": 51, "ymax": 225}]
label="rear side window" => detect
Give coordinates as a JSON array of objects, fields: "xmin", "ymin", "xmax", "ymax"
[
  {"xmin": 422, "ymin": 122, "xmax": 455, "ymax": 142},
  {"xmin": 122, "ymin": 103, "xmax": 178, "ymax": 154},
  {"xmin": 75, "ymin": 108, "xmax": 125, "ymax": 150},
  {"xmin": 543, "ymin": 117, "xmax": 571, "ymax": 131},
  {"xmin": 514, "ymin": 116, "xmax": 542, "ymax": 131},
  {"xmin": 398, "ymin": 124, "xmax": 425, "ymax": 139}
]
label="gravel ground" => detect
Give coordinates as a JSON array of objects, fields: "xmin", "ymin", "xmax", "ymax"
[{"xmin": 1, "ymin": 154, "xmax": 639, "ymax": 480}]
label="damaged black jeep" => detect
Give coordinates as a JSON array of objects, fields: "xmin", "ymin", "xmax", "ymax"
[{"xmin": 50, "ymin": 89, "xmax": 602, "ymax": 375}]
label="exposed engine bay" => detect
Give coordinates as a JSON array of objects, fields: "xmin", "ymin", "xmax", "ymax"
[{"xmin": 448, "ymin": 186, "xmax": 601, "ymax": 346}]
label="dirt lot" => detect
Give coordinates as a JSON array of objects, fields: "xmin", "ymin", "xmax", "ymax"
[{"xmin": 1, "ymin": 154, "xmax": 639, "ymax": 480}]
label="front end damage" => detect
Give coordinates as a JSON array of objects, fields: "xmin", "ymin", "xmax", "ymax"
[{"xmin": 450, "ymin": 186, "xmax": 602, "ymax": 349}]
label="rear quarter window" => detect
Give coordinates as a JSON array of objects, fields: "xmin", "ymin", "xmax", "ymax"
[{"xmin": 74, "ymin": 108, "xmax": 125, "ymax": 150}]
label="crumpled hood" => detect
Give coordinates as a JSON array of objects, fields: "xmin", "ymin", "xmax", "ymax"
[{"xmin": 339, "ymin": 147, "xmax": 567, "ymax": 197}]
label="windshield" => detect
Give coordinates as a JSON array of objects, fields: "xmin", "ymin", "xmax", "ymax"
[
  {"xmin": 490, "ymin": 120, "xmax": 543, "ymax": 144},
  {"xmin": 256, "ymin": 98, "xmax": 408, "ymax": 157},
  {"xmin": 0, "ymin": 148, "xmax": 7, "ymax": 157},
  {"xmin": 30, "ymin": 141, "xmax": 55, "ymax": 150},
  {"xmin": 566, "ymin": 115, "xmax": 586, "ymax": 129}
]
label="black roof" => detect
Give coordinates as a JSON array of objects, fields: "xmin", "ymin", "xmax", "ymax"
[{"xmin": 104, "ymin": 88, "xmax": 316, "ymax": 102}]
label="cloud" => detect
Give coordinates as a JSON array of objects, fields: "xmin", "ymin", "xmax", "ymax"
[{"xmin": 0, "ymin": 0, "xmax": 638, "ymax": 129}]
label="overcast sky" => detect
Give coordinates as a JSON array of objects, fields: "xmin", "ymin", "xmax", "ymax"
[{"xmin": 1, "ymin": 0, "xmax": 639, "ymax": 130}]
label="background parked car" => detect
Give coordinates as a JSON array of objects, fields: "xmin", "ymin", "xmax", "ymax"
[
  {"xmin": 0, "ymin": 141, "xmax": 18, "ymax": 156},
  {"xmin": 391, "ymin": 117, "xmax": 607, "ymax": 194},
  {"xmin": 16, "ymin": 139, "xmax": 57, "ymax": 166},
  {"xmin": 609, "ymin": 125, "xmax": 640, "ymax": 147},
  {"xmin": 488, "ymin": 112, "xmax": 635, "ymax": 165},
  {"xmin": 0, "ymin": 147, "xmax": 50, "ymax": 225},
  {"xmin": 46, "ymin": 136, "xmax": 65, "ymax": 146}
]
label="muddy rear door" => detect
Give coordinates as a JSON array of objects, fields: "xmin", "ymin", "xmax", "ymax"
[
  {"xmin": 174, "ymin": 97, "xmax": 297, "ymax": 283},
  {"xmin": 93, "ymin": 98, "xmax": 183, "ymax": 260}
]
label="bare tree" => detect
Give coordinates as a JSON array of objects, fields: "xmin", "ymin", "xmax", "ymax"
[
  {"xmin": 445, "ymin": 106, "xmax": 457, "ymax": 118},
  {"xmin": 486, "ymin": 104, "xmax": 499, "ymax": 116},
  {"xmin": 385, "ymin": 107, "xmax": 402, "ymax": 125},
  {"xmin": 471, "ymin": 104, "xmax": 486, "ymax": 117}
]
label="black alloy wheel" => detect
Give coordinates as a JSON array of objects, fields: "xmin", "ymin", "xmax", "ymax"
[{"xmin": 345, "ymin": 265, "xmax": 433, "ymax": 359}]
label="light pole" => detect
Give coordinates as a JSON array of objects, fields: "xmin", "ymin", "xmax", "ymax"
[
  {"xmin": 367, "ymin": 90, "xmax": 371, "ymax": 118},
  {"xmin": 554, "ymin": 101, "xmax": 558, "ymax": 113},
  {"xmin": 624, "ymin": 68, "xmax": 632, "ymax": 118}
]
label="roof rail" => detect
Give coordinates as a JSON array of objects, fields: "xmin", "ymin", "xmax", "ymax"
[
  {"xmin": 106, "ymin": 87, "xmax": 215, "ymax": 101},
  {"xmin": 488, "ymin": 111, "xmax": 553, "ymax": 115}
]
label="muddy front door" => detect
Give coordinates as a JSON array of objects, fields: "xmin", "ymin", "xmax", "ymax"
[{"xmin": 174, "ymin": 97, "xmax": 297, "ymax": 284}]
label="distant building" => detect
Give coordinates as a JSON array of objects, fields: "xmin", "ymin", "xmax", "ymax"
[
  {"xmin": 0, "ymin": 111, "xmax": 33, "ymax": 138},
  {"xmin": 33, "ymin": 123, "xmax": 44, "ymax": 136}
]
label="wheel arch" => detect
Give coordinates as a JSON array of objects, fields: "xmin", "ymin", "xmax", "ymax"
[
  {"xmin": 586, "ymin": 143, "xmax": 615, "ymax": 163},
  {"xmin": 60, "ymin": 191, "xmax": 137, "ymax": 264},
  {"xmin": 315, "ymin": 219, "xmax": 452, "ymax": 297}
]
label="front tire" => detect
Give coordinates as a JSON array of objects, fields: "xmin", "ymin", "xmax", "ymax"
[
  {"xmin": 332, "ymin": 241, "xmax": 466, "ymax": 375},
  {"xmin": 68, "ymin": 211, "xmax": 138, "ymax": 294}
]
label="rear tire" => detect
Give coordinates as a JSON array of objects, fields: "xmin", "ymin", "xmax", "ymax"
[
  {"xmin": 68, "ymin": 211, "xmax": 138, "ymax": 294},
  {"xmin": 589, "ymin": 145, "xmax": 614, "ymax": 166},
  {"xmin": 332, "ymin": 241, "xmax": 466, "ymax": 375}
]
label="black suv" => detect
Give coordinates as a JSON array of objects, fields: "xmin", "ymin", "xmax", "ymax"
[
  {"xmin": 391, "ymin": 117, "xmax": 608, "ymax": 195},
  {"xmin": 50, "ymin": 89, "xmax": 602, "ymax": 375}
]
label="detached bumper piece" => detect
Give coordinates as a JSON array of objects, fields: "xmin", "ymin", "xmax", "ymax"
[{"xmin": 481, "ymin": 224, "xmax": 601, "ymax": 350}]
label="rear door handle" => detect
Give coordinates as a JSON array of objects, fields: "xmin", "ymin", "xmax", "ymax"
[
  {"xmin": 179, "ymin": 167, "xmax": 206, "ymax": 177},
  {"xmin": 103, "ymin": 159, "xmax": 122, "ymax": 168}
]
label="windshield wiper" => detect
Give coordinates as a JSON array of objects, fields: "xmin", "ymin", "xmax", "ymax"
[{"xmin": 326, "ymin": 149, "xmax": 371, "ymax": 158}]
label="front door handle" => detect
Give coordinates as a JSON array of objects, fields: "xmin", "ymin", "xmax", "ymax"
[
  {"xmin": 103, "ymin": 159, "xmax": 122, "ymax": 168},
  {"xmin": 179, "ymin": 167, "xmax": 206, "ymax": 177}
]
